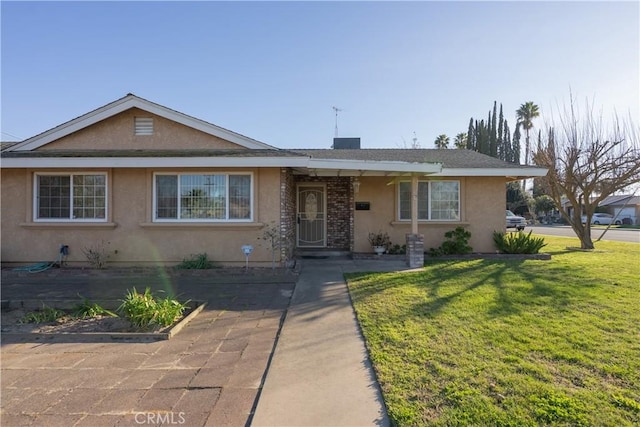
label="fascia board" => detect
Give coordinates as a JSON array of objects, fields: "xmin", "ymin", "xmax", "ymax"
[
  {"xmin": 7, "ymin": 96, "xmax": 274, "ymax": 152},
  {"xmin": 0, "ymin": 156, "xmax": 309, "ymax": 169},
  {"xmin": 307, "ymin": 158, "xmax": 442, "ymax": 173},
  {"xmin": 433, "ymin": 167, "xmax": 548, "ymax": 177}
]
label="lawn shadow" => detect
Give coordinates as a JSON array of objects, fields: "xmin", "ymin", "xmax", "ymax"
[{"xmin": 381, "ymin": 258, "xmax": 587, "ymax": 321}]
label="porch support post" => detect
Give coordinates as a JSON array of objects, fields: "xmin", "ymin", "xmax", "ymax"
[
  {"xmin": 406, "ymin": 174, "xmax": 424, "ymax": 268},
  {"xmin": 411, "ymin": 174, "xmax": 419, "ymax": 235}
]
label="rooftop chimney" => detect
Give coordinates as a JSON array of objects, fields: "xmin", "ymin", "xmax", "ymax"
[{"xmin": 333, "ymin": 137, "xmax": 361, "ymax": 149}]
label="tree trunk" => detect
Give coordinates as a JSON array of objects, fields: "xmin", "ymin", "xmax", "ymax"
[{"xmin": 574, "ymin": 223, "xmax": 595, "ymax": 250}]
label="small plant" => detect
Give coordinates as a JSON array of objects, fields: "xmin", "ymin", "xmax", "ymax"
[
  {"xmin": 19, "ymin": 305, "xmax": 65, "ymax": 324},
  {"xmin": 258, "ymin": 221, "xmax": 281, "ymax": 270},
  {"xmin": 118, "ymin": 287, "xmax": 190, "ymax": 328},
  {"xmin": 176, "ymin": 253, "xmax": 214, "ymax": 269},
  {"xmin": 368, "ymin": 231, "xmax": 392, "ymax": 248},
  {"xmin": 493, "ymin": 230, "xmax": 547, "ymax": 254},
  {"xmin": 82, "ymin": 240, "xmax": 112, "ymax": 269},
  {"xmin": 429, "ymin": 226, "xmax": 472, "ymax": 256},
  {"xmin": 387, "ymin": 244, "xmax": 406, "ymax": 255},
  {"xmin": 72, "ymin": 296, "xmax": 117, "ymax": 318}
]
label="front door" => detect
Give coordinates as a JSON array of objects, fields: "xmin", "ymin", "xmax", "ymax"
[{"xmin": 297, "ymin": 184, "xmax": 326, "ymax": 247}]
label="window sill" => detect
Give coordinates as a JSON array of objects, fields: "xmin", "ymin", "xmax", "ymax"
[
  {"xmin": 139, "ymin": 222, "xmax": 265, "ymax": 230},
  {"xmin": 390, "ymin": 221, "xmax": 470, "ymax": 226},
  {"xmin": 21, "ymin": 222, "xmax": 117, "ymax": 229}
]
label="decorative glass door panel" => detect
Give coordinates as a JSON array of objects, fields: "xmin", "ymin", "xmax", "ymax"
[{"xmin": 297, "ymin": 185, "xmax": 326, "ymax": 247}]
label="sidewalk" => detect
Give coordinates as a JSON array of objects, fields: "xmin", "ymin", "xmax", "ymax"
[{"xmin": 252, "ymin": 258, "xmax": 410, "ymax": 427}]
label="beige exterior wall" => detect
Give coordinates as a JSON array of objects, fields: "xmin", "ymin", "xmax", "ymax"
[
  {"xmin": 1, "ymin": 167, "xmax": 282, "ymax": 267},
  {"xmin": 353, "ymin": 176, "xmax": 507, "ymax": 253},
  {"xmin": 39, "ymin": 108, "xmax": 243, "ymax": 151}
]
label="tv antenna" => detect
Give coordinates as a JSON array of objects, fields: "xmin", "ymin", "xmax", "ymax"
[{"xmin": 332, "ymin": 106, "xmax": 343, "ymax": 137}]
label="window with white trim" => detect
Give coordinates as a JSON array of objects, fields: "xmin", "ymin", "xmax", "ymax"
[
  {"xmin": 398, "ymin": 180, "xmax": 460, "ymax": 220},
  {"xmin": 154, "ymin": 173, "xmax": 252, "ymax": 221},
  {"xmin": 35, "ymin": 173, "xmax": 107, "ymax": 221}
]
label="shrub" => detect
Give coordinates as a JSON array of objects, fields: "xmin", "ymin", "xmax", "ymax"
[
  {"xmin": 493, "ymin": 230, "xmax": 547, "ymax": 254},
  {"xmin": 82, "ymin": 240, "xmax": 112, "ymax": 269},
  {"xmin": 118, "ymin": 287, "xmax": 190, "ymax": 328},
  {"xmin": 429, "ymin": 227, "xmax": 472, "ymax": 256},
  {"xmin": 176, "ymin": 253, "xmax": 214, "ymax": 269},
  {"xmin": 388, "ymin": 244, "xmax": 406, "ymax": 255}
]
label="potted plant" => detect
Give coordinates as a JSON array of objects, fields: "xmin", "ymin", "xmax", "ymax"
[{"xmin": 368, "ymin": 231, "xmax": 391, "ymax": 255}]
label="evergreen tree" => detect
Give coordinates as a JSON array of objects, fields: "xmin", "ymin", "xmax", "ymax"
[
  {"xmin": 466, "ymin": 118, "xmax": 475, "ymax": 150},
  {"xmin": 497, "ymin": 104, "xmax": 504, "ymax": 160},
  {"xmin": 512, "ymin": 125, "xmax": 521, "ymax": 165},
  {"xmin": 489, "ymin": 101, "xmax": 498, "ymax": 157}
]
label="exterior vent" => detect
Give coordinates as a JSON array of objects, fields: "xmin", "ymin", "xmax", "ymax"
[
  {"xmin": 333, "ymin": 137, "xmax": 360, "ymax": 149},
  {"xmin": 135, "ymin": 117, "xmax": 153, "ymax": 135}
]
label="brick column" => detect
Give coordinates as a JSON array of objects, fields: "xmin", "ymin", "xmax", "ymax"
[{"xmin": 406, "ymin": 233, "xmax": 424, "ymax": 268}]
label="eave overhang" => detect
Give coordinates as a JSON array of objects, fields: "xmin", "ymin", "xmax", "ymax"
[{"xmin": 0, "ymin": 153, "xmax": 547, "ymax": 180}]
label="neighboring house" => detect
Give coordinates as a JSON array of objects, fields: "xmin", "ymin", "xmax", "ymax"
[
  {"xmin": 560, "ymin": 194, "xmax": 639, "ymax": 225},
  {"xmin": 599, "ymin": 195, "xmax": 639, "ymax": 225},
  {"xmin": 1, "ymin": 94, "xmax": 547, "ymax": 267}
]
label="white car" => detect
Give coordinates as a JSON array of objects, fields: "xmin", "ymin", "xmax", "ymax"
[
  {"xmin": 581, "ymin": 213, "xmax": 621, "ymax": 225},
  {"xmin": 506, "ymin": 210, "xmax": 526, "ymax": 231}
]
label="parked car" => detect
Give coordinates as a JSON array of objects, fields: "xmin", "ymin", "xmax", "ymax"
[
  {"xmin": 506, "ymin": 210, "xmax": 526, "ymax": 231},
  {"xmin": 580, "ymin": 213, "xmax": 621, "ymax": 225}
]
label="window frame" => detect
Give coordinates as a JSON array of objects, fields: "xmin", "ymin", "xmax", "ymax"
[
  {"xmin": 152, "ymin": 172, "xmax": 254, "ymax": 223},
  {"xmin": 33, "ymin": 172, "xmax": 108, "ymax": 222},
  {"xmin": 397, "ymin": 179, "xmax": 460, "ymax": 221}
]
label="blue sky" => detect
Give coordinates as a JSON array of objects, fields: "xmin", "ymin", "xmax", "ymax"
[{"xmin": 2, "ymin": 1, "xmax": 638, "ymax": 149}]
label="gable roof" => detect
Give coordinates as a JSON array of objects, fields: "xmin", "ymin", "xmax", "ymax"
[
  {"xmin": 4, "ymin": 93, "xmax": 276, "ymax": 152},
  {"xmin": 1, "ymin": 94, "xmax": 547, "ymax": 179}
]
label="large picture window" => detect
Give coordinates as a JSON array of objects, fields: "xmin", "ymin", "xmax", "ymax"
[
  {"xmin": 398, "ymin": 180, "xmax": 460, "ymax": 221},
  {"xmin": 35, "ymin": 173, "xmax": 107, "ymax": 221},
  {"xmin": 154, "ymin": 173, "xmax": 252, "ymax": 221}
]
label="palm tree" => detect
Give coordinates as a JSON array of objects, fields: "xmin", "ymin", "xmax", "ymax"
[
  {"xmin": 454, "ymin": 133, "xmax": 467, "ymax": 149},
  {"xmin": 434, "ymin": 134, "xmax": 450, "ymax": 149},
  {"xmin": 516, "ymin": 102, "xmax": 540, "ymax": 165}
]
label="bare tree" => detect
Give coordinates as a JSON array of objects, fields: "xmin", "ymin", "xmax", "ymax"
[{"xmin": 533, "ymin": 97, "xmax": 640, "ymax": 249}]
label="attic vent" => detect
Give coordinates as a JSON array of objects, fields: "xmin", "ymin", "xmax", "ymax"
[{"xmin": 135, "ymin": 117, "xmax": 153, "ymax": 135}]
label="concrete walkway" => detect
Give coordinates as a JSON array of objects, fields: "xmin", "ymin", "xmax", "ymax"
[{"xmin": 253, "ymin": 258, "xmax": 410, "ymax": 427}]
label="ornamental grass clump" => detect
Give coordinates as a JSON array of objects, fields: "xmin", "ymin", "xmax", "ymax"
[
  {"xmin": 72, "ymin": 296, "xmax": 117, "ymax": 319},
  {"xmin": 118, "ymin": 287, "xmax": 190, "ymax": 329},
  {"xmin": 19, "ymin": 305, "xmax": 65, "ymax": 324},
  {"xmin": 176, "ymin": 252, "xmax": 215, "ymax": 269},
  {"xmin": 493, "ymin": 230, "xmax": 547, "ymax": 254}
]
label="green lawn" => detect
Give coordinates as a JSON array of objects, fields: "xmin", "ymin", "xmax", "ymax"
[{"xmin": 346, "ymin": 236, "xmax": 640, "ymax": 426}]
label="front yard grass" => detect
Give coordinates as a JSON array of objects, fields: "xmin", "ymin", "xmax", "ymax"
[{"xmin": 346, "ymin": 236, "xmax": 640, "ymax": 426}]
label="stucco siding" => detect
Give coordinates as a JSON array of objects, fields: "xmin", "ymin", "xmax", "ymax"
[
  {"xmin": 39, "ymin": 108, "xmax": 244, "ymax": 151},
  {"xmin": 0, "ymin": 167, "xmax": 282, "ymax": 267},
  {"xmin": 353, "ymin": 176, "xmax": 507, "ymax": 253}
]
